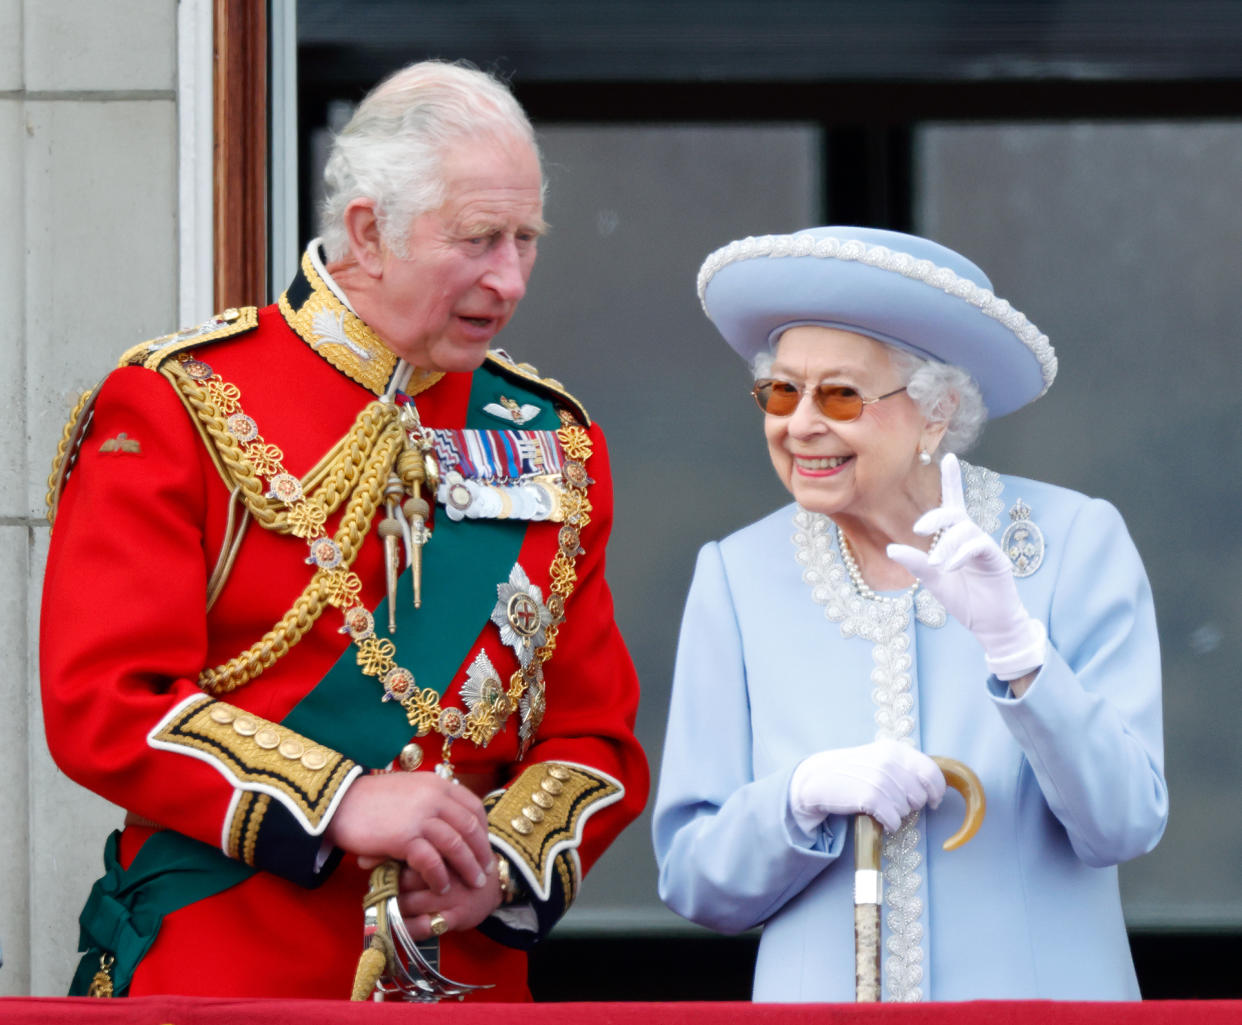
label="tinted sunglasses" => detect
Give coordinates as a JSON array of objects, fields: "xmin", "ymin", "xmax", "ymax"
[{"xmin": 751, "ymin": 379, "xmax": 908, "ymax": 422}]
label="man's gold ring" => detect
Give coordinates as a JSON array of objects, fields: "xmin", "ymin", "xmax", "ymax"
[{"xmin": 428, "ymin": 912, "xmax": 448, "ymax": 937}]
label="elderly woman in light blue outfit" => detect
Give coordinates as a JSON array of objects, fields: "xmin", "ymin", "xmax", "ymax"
[{"xmin": 652, "ymin": 226, "xmax": 1167, "ymax": 1002}]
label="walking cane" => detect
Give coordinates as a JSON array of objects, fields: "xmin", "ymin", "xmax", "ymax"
[{"xmin": 854, "ymin": 756, "xmax": 985, "ymax": 1002}]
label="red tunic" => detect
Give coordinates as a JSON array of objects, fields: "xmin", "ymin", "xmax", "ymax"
[{"xmin": 40, "ymin": 262, "xmax": 648, "ymax": 1000}]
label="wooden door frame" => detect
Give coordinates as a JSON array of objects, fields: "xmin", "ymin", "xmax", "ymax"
[{"xmin": 213, "ymin": 0, "xmax": 268, "ymax": 310}]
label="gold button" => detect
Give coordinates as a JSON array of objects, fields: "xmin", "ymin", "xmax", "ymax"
[
  {"xmin": 531, "ymin": 790, "xmax": 554, "ymax": 809},
  {"xmin": 546, "ymin": 764, "xmax": 571, "ymax": 781},
  {"xmin": 302, "ymin": 748, "xmax": 329, "ymax": 771},
  {"xmin": 522, "ymin": 805, "xmax": 544, "ymax": 823},
  {"xmin": 279, "ymin": 739, "xmax": 305, "ymax": 760},
  {"xmin": 209, "ymin": 705, "xmax": 235, "ymax": 724},
  {"xmin": 510, "ymin": 817, "xmax": 534, "ymax": 836},
  {"xmin": 399, "ymin": 744, "xmax": 423, "ymax": 771},
  {"xmin": 254, "ymin": 728, "xmax": 281, "ymax": 750},
  {"xmin": 232, "ymin": 717, "xmax": 258, "ymax": 737},
  {"xmin": 540, "ymin": 778, "xmax": 563, "ymax": 796}
]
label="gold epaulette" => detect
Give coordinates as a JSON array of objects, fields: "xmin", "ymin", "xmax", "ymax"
[
  {"xmin": 118, "ymin": 306, "xmax": 259, "ymax": 370},
  {"xmin": 44, "ymin": 308, "xmax": 260, "ymax": 526},
  {"xmin": 485, "ymin": 350, "xmax": 591, "ymax": 427}
]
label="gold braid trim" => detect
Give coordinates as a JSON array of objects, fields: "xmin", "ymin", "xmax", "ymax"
[
  {"xmin": 196, "ymin": 419, "xmax": 402, "ymax": 694},
  {"xmin": 162, "ymin": 351, "xmax": 593, "ymax": 731},
  {"xmin": 487, "ymin": 762, "xmax": 622, "ymax": 902},
  {"xmin": 150, "ymin": 694, "xmax": 358, "ymax": 833},
  {"xmin": 122, "ymin": 307, "xmax": 258, "ymax": 370},
  {"xmin": 47, "ymin": 309, "xmax": 260, "ymax": 528},
  {"xmin": 159, "ymin": 356, "xmax": 413, "ymax": 695},
  {"xmin": 45, "ymin": 386, "xmax": 97, "ymax": 525},
  {"xmin": 280, "ymin": 250, "xmax": 397, "ymax": 396},
  {"xmin": 485, "ymin": 351, "xmax": 591, "ymax": 427},
  {"xmin": 162, "ymin": 360, "xmax": 403, "ymax": 534}
]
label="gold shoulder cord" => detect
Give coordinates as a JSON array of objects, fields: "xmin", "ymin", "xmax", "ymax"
[
  {"xmin": 45, "ymin": 387, "xmax": 97, "ymax": 525},
  {"xmin": 162, "ymin": 360, "xmax": 402, "ymax": 533},
  {"xmin": 156, "ymin": 353, "xmax": 596, "ymax": 764},
  {"xmin": 160, "ymin": 357, "xmax": 416, "ymax": 694}
]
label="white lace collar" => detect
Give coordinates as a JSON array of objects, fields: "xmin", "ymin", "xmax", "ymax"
[{"xmin": 793, "ymin": 459, "xmax": 1003, "ymax": 641}]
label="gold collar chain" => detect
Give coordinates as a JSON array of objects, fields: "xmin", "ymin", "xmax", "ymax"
[
  {"xmin": 172, "ymin": 354, "xmax": 595, "ymax": 773},
  {"xmin": 343, "ymin": 404, "xmax": 595, "ymax": 775}
]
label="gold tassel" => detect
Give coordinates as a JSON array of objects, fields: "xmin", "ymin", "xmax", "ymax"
[
  {"xmin": 350, "ymin": 942, "xmax": 388, "ymax": 1002},
  {"xmin": 349, "ymin": 860, "xmax": 402, "ymax": 1001},
  {"xmin": 87, "ymin": 953, "xmax": 115, "ymax": 998}
]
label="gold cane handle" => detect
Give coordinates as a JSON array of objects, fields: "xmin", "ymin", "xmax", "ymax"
[
  {"xmin": 931, "ymin": 756, "xmax": 986, "ymax": 850},
  {"xmin": 853, "ymin": 755, "xmax": 985, "ymax": 1003}
]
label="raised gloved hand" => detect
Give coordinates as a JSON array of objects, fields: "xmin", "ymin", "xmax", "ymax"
[
  {"xmin": 887, "ymin": 453, "xmax": 1047, "ymax": 681},
  {"xmin": 788, "ymin": 738, "xmax": 946, "ymax": 834}
]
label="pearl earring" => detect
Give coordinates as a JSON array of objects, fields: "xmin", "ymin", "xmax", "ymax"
[{"xmin": 918, "ymin": 449, "xmax": 932, "ymax": 466}]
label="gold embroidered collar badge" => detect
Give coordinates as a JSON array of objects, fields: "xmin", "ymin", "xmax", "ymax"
[{"xmin": 278, "ymin": 248, "xmax": 398, "ymax": 395}]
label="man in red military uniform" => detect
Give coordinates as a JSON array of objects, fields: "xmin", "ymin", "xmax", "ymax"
[{"xmin": 40, "ymin": 60, "xmax": 647, "ymax": 1001}]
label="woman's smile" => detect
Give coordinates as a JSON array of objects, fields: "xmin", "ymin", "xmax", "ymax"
[{"xmin": 792, "ymin": 454, "xmax": 852, "ymax": 476}]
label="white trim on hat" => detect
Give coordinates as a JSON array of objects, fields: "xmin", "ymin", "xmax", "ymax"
[{"xmin": 697, "ymin": 229, "xmax": 1058, "ymax": 417}]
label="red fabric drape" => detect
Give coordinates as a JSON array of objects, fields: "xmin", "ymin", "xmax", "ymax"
[{"xmin": 2, "ymin": 999, "xmax": 1241, "ymax": 1025}]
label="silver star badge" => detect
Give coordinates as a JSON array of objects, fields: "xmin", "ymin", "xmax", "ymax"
[
  {"xmin": 461, "ymin": 651, "xmax": 507, "ymax": 718},
  {"xmin": 490, "ymin": 563, "xmax": 552, "ymax": 667}
]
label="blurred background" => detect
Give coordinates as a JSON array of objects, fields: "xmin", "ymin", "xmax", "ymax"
[{"xmin": 4, "ymin": 0, "xmax": 1240, "ymax": 1001}]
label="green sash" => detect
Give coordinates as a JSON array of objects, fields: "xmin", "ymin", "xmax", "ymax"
[
  {"xmin": 286, "ymin": 514, "xmax": 524, "ymax": 765},
  {"xmin": 71, "ymin": 362, "xmax": 561, "ymax": 995},
  {"xmin": 71, "ymin": 830, "xmax": 251, "ymax": 996},
  {"xmin": 287, "ymin": 358, "xmax": 563, "ymax": 761}
]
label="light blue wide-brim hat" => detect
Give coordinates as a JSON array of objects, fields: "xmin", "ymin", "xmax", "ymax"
[{"xmin": 697, "ymin": 225, "xmax": 1057, "ymax": 418}]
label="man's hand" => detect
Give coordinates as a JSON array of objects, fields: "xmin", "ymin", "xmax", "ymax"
[
  {"xmin": 393, "ymin": 858, "xmax": 505, "ymax": 939},
  {"xmin": 325, "ymin": 771, "xmax": 492, "ymax": 895}
]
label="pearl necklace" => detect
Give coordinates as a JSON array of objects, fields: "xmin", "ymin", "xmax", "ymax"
[{"xmin": 837, "ymin": 526, "xmax": 939, "ymax": 603}]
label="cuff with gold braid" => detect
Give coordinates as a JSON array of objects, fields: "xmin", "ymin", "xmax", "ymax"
[
  {"xmin": 477, "ymin": 761, "xmax": 624, "ymax": 949},
  {"xmin": 148, "ymin": 694, "xmax": 362, "ymax": 887}
]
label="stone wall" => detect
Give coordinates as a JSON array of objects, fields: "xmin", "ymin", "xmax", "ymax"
[{"xmin": 0, "ymin": 0, "xmax": 179, "ymax": 996}]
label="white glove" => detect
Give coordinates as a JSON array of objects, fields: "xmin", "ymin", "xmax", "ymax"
[
  {"xmin": 887, "ymin": 453, "xmax": 1047, "ymax": 681},
  {"xmin": 788, "ymin": 739, "xmax": 946, "ymax": 835}
]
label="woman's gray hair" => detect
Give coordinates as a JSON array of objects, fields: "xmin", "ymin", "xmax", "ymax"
[
  {"xmin": 319, "ymin": 60, "xmax": 542, "ymax": 262},
  {"xmin": 750, "ymin": 341, "xmax": 987, "ymax": 454}
]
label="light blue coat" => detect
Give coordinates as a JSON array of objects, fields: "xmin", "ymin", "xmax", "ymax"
[{"xmin": 652, "ymin": 469, "xmax": 1167, "ymax": 1002}]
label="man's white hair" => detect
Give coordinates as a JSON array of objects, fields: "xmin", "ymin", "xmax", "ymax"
[{"xmin": 319, "ymin": 60, "xmax": 542, "ymax": 262}]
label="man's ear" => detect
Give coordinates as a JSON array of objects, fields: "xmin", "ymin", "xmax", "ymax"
[{"xmin": 342, "ymin": 198, "xmax": 385, "ymax": 277}]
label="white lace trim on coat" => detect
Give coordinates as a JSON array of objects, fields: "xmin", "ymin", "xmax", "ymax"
[{"xmin": 791, "ymin": 460, "xmax": 1003, "ymax": 1002}]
